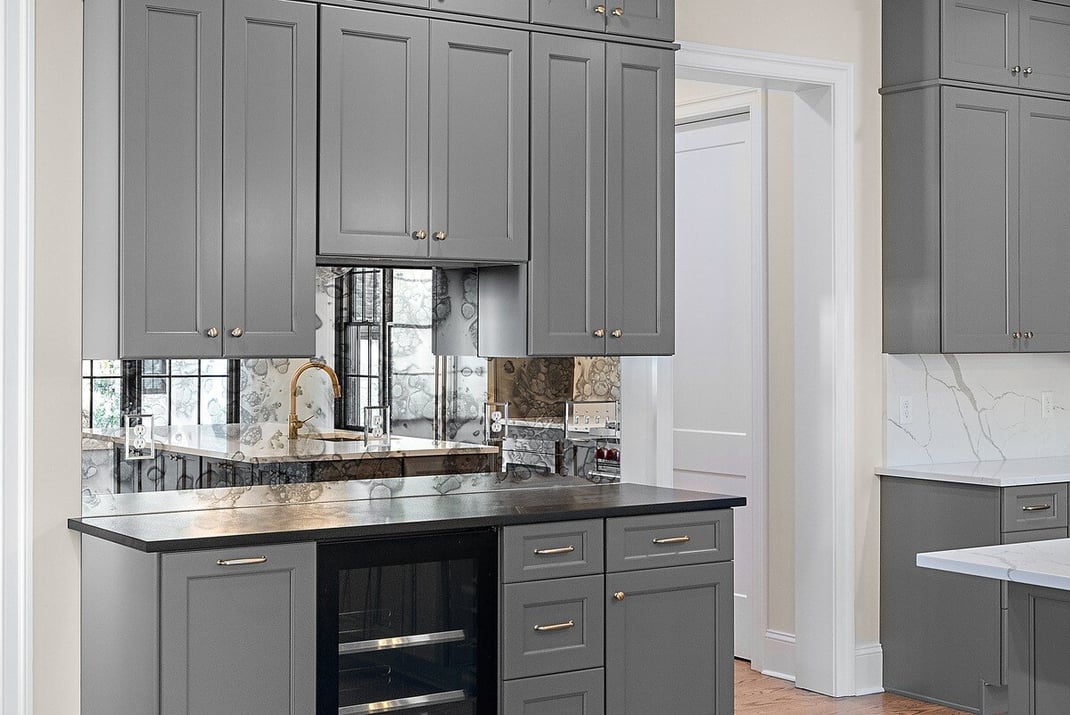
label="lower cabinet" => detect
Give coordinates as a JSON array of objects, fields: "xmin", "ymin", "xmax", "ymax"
[
  {"xmin": 605, "ymin": 562, "xmax": 734, "ymax": 715},
  {"xmin": 81, "ymin": 537, "xmax": 316, "ymax": 715},
  {"xmin": 1007, "ymin": 581, "xmax": 1070, "ymax": 715},
  {"xmin": 499, "ymin": 510, "xmax": 735, "ymax": 714}
]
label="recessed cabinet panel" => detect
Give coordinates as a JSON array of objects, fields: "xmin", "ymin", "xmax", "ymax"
[
  {"xmin": 605, "ymin": 45, "xmax": 674, "ymax": 355},
  {"xmin": 1020, "ymin": 1, "xmax": 1070, "ymax": 95},
  {"xmin": 529, "ymin": 35, "xmax": 607, "ymax": 355},
  {"xmin": 940, "ymin": 88, "xmax": 1020, "ymax": 353},
  {"xmin": 222, "ymin": 0, "xmax": 317, "ymax": 358},
  {"xmin": 319, "ymin": 8, "xmax": 430, "ymax": 258},
  {"xmin": 1019, "ymin": 97, "xmax": 1070, "ymax": 352},
  {"xmin": 607, "ymin": 0, "xmax": 675, "ymax": 42},
  {"xmin": 941, "ymin": 0, "xmax": 1019, "ymax": 87},
  {"xmin": 121, "ymin": 0, "xmax": 223, "ymax": 358},
  {"xmin": 429, "ymin": 22, "xmax": 529, "ymax": 262}
]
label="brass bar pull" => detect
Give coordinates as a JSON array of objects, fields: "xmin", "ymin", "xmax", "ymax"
[
  {"xmin": 533, "ymin": 620, "xmax": 575, "ymax": 633},
  {"xmin": 1022, "ymin": 504, "xmax": 1052, "ymax": 512},
  {"xmin": 652, "ymin": 536, "xmax": 691, "ymax": 545},
  {"xmin": 216, "ymin": 556, "xmax": 268, "ymax": 567},
  {"xmin": 533, "ymin": 545, "xmax": 576, "ymax": 556}
]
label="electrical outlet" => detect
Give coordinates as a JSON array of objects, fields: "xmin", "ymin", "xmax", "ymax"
[
  {"xmin": 1042, "ymin": 391, "xmax": 1054, "ymax": 421},
  {"xmin": 898, "ymin": 396, "xmax": 914, "ymax": 425}
]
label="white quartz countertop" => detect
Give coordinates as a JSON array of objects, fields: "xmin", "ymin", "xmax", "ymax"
[
  {"xmin": 83, "ymin": 423, "xmax": 498, "ymax": 464},
  {"xmin": 876, "ymin": 456, "xmax": 1070, "ymax": 487},
  {"xmin": 918, "ymin": 539, "xmax": 1070, "ymax": 592}
]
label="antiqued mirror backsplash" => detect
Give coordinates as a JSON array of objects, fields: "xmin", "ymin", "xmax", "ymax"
[{"xmin": 81, "ymin": 268, "xmax": 622, "ymax": 512}]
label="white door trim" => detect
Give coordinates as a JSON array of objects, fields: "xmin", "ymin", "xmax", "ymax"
[
  {"xmin": 1, "ymin": 0, "xmax": 36, "ymax": 709},
  {"xmin": 675, "ymin": 90, "xmax": 769, "ymax": 670},
  {"xmin": 623, "ymin": 41, "xmax": 858, "ymax": 696}
]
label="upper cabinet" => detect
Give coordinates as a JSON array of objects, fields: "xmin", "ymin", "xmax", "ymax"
[
  {"xmin": 318, "ymin": 7, "xmax": 529, "ymax": 264},
  {"xmin": 83, "ymin": 0, "xmax": 317, "ymax": 359},
  {"xmin": 478, "ymin": 35, "xmax": 674, "ymax": 357},
  {"xmin": 531, "ymin": 0, "xmax": 675, "ymax": 41},
  {"xmin": 885, "ymin": 0, "xmax": 1070, "ymax": 94}
]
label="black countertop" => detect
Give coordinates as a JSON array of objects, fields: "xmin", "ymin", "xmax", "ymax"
[{"xmin": 68, "ymin": 482, "xmax": 746, "ymax": 552}]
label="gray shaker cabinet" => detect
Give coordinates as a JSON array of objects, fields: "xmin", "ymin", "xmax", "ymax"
[
  {"xmin": 318, "ymin": 7, "xmax": 430, "ymax": 259},
  {"xmin": 481, "ymin": 37, "xmax": 673, "ymax": 357},
  {"xmin": 85, "ymin": 0, "xmax": 316, "ymax": 359},
  {"xmin": 222, "ymin": 0, "xmax": 317, "ymax": 357},
  {"xmin": 81, "ymin": 537, "xmax": 316, "ymax": 715},
  {"xmin": 429, "ymin": 22, "xmax": 529, "ymax": 263},
  {"xmin": 605, "ymin": 562, "xmax": 734, "ymax": 715},
  {"xmin": 117, "ymin": 0, "xmax": 224, "ymax": 359},
  {"xmin": 940, "ymin": 0, "xmax": 1020, "ymax": 87},
  {"xmin": 367, "ymin": 0, "xmax": 526, "ymax": 21},
  {"xmin": 319, "ymin": 12, "xmax": 528, "ymax": 263}
]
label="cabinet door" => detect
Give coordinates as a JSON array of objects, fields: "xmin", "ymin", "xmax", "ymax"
[
  {"xmin": 319, "ymin": 8, "xmax": 430, "ymax": 259},
  {"xmin": 605, "ymin": 45, "xmax": 674, "ymax": 356},
  {"xmin": 1019, "ymin": 97, "xmax": 1070, "ymax": 352},
  {"xmin": 1020, "ymin": 1, "xmax": 1070, "ymax": 95},
  {"xmin": 606, "ymin": 0, "xmax": 675, "ymax": 42},
  {"xmin": 941, "ymin": 0, "xmax": 1020, "ymax": 88},
  {"xmin": 941, "ymin": 88, "xmax": 1021, "ymax": 353},
  {"xmin": 429, "ymin": 22, "xmax": 529, "ymax": 262},
  {"xmin": 121, "ymin": 0, "xmax": 223, "ymax": 358},
  {"xmin": 1008, "ymin": 582, "xmax": 1070, "ymax": 715},
  {"xmin": 222, "ymin": 0, "xmax": 317, "ymax": 357},
  {"xmin": 160, "ymin": 543, "xmax": 316, "ymax": 715},
  {"xmin": 531, "ymin": 0, "xmax": 608, "ymax": 33},
  {"xmin": 529, "ymin": 35, "xmax": 607, "ymax": 356},
  {"xmin": 432, "ymin": 0, "xmax": 527, "ymax": 21},
  {"xmin": 606, "ymin": 562, "xmax": 734, "ymax": 715}
]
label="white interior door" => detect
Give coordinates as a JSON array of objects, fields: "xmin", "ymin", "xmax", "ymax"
[{"xmin": 673, "ymin": 113, "xmax": 756, "ymax": 660}]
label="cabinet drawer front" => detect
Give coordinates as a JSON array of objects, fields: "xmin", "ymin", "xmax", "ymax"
[
  {"xmin": 502, "ymin": 520, "xmax": 604, "ymax": 583},
  {"xmin": 502, "ymin": 575, "xmax": 605, "ymax": 679},
  {"xmin": 502, "ymin": 668, "xmax": 605, "ymax": 714},
  {"xmin": 1002, "ymin": 484, "xmax": 1068, "ymax": 532},
  {"xmin": 607, "ymin": 510, "xmax": 732, "ymax": 572}
]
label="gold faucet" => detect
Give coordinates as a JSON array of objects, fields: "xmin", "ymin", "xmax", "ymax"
[{"xmin": 288, "ymin": 359, "xmax": 342, "ymax": 440}]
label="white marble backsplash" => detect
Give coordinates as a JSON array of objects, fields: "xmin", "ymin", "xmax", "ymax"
[{"xmin": 885, "ymin": 354, "xmax": 1070, "ymax": 465}]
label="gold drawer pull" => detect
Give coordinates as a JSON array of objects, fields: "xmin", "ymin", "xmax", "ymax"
[
  {"xmin": 216, "ymin": 556, "xmax": 268, "ymax": 567},
  {"xmin": 652, "ymin": 536, "xmax": 691, "ymax": 545},
  {"xmin": 533, "ymin": 620, "xmax": 575, "ymax": 633},
  {"xmin": 1022, "ymin": 504, "xmax": 1053, "ymax": 512},
  {"xmin": 533, "ymin": 545, "xmax": 575, "ymax": 556}
]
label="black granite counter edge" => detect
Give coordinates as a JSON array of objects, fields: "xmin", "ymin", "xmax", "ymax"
[{"xmin": 68, "ymin": 492, "xmax": 746, "ymax": 553}]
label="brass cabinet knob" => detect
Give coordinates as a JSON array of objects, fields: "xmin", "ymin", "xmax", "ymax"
[
  {"xmin": 1012, "ymin": 65, "xmax": 1022, "ymax": 75},
  {"xmin": 613, "ymin": 591, "xmax": 625, "ymax": 601},
  {"xmin": 206, "ymin": 327, "xmax": 220, "ymax": 338},
  {"xmin": 611, "ymin": 329, "xmax": 623, "ymax": 338},
  {"xmin": 1025, "ymin": 331, "xmax": 1035, "ymax": 339},
  {"xmin": 413, "ymin": 229, "xmax": 428, "ymax": 241},
  {"xmin": 433, "ymin": 231, "xmax": 447, "ymax": 241},
  {"xmin": 612, "ymin": 6, "xmax": 624, "ymax": 15},
  {"xmin": 1024, "ymin": 66, "xmax": 1034, "ymax": 76},
  {"xmin": 231, "ymin": 328, "xmax": 244, "ymax": 338},
  {"xmin": 593, "ymin": 328, "xmax": 606, "ymax": 338},
  {"xmin": 1013, "ymin": 332, "xmax": 1022, "ymax": 340},
  {"xmin": 594, "ymin": 4, "xmax": 606, "ymax": 13}
]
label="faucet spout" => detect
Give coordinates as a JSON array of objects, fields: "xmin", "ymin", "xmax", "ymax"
[{"xmin": 288, "ymin": 359, "xmax": 342, "ymax": 440}]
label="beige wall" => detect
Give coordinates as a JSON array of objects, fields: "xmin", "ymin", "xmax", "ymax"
[
  {"xmin": 675, "ymin": 0, "xmax": 884, "ymax": 646},
  {"xmin": 34, "ymin": 0, "xmax": 83, "ymax": 711}
]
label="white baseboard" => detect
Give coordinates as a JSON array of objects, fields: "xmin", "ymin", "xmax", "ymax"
[
  {"xmin": 759, "ymin": 632, "xmax": 883, "ymax": 696},
  {"xmin": 761, "ymin": 630, "xmax": 796, "ymax": 682},
  {"xmin": 854, "ymin": 642, "xmax": 884, "ymax": 695}
]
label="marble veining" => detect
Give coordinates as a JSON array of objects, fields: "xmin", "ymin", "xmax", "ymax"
[
  {"xmin": 918, "ymin": 538, "xmax": 1070, "ymax": 592},
  {"xmin": 876, "ymin": 456, "xmax": 1070, "ymax": 487},
  {"xmin": 885, "ymin": 353, "xmax": 1070, "ymax": 465}
]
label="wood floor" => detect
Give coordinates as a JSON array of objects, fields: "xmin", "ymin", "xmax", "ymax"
[{"xmin": 735, "ymin": 660, "xmax": 968, "ymax": 714}]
